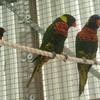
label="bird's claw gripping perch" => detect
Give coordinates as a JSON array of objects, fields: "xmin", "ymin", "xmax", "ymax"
[
  {"xmin": 63, "ymin": 54, "xmax": 68, "ymax": 62},
  {"xmin": 93, "ymin": 58, "xmax": 97, "ymax": 65},
  {"xmin": 82, "ymin": 57, "xmax": 87, "ymax": 63},
  {"xmin": 50, "ymin": 52, "xmax": 56, "ymax": 59}
]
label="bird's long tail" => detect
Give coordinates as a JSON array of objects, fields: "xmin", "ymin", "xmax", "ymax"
[
  {"xmin": 27, "ymin": 55, "xmax": 48, "ymax": 88},
  {"xmin": 78, "ymin": 63, "xmax": 91, "ymax": 96}
]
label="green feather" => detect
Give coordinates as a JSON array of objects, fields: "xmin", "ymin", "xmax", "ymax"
[{"xmin": 60, "ymin": 15, "xmax": 67, "ymax": 23}]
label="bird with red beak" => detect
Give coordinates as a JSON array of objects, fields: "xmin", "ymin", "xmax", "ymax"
[
  {"xmin": 0, "ymin": 27, "xmax": 5, "ymax": 40},
  {"xmin": 76, "ymin": 14, "xmax": 100, "ymax": 96}
]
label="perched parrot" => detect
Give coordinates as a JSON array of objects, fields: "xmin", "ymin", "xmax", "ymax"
[
  {"xmin": 27, "ymin": 14, "xmax": 76, "ymax": 87},
  {"xmin": 76, "ymin": 14, "xmax": 100, "ymax": 96},
  {"xmin": 0, "ymin": 27, "xmax": 5, "ymax": 40},
  {"xmin": 0, "ymin": 27, "xmax": 5, "ymax": 47}
]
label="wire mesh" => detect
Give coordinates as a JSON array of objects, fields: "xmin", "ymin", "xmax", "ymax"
[{"xmin": 0, "ymin": 0, "xmax": 100, "ymax": 100}]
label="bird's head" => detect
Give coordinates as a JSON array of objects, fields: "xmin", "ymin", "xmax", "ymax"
[
  {"xmin": 67, "ymin": 14, "xmax": 77, "ymax": 27},
  {"xmin": 87, "ymin": 14, "xmax": 100, "ymax": 29},
  {"xmin": 0, "ymin": 27, "xmax": 5, "ymax": 39}
]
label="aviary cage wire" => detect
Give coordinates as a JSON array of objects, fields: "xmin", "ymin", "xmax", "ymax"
[{"xmin": 0, "ymin": 0, "xmax": 100, "ymax": 100}]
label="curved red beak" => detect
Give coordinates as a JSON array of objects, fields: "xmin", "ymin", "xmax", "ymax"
[{"xmin": 96, "ymin": 19, "xmax": 100, "ymax": 26}]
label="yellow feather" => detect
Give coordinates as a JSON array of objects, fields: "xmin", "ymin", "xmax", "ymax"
[{"xmin": 60, "ymin": 15, "xmax": 67, "ymax": 23}]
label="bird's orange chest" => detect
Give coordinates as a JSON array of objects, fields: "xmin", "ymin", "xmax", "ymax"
[
  {"xmin": 54, "ymin": 21, "xmax": 68, "ymax": 37},
  {"xmin": 79, "ymin": 27, "xmax": 98, "ymax": 42}
]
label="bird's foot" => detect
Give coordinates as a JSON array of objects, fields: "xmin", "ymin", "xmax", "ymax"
[
  {"xmin": 82, "ymin": 57, "xmax": 87, "ymax": 63},
  {"xmin": 50, "ymin": 52, "xmax": 56, "ymax": 59},
  {"xmin": 93, "ymin": 58, "xmax": 97, "ymax": 65},
  {"xmin": 63, "ymin": 54, "xmax": 68, "ymax": 62}
]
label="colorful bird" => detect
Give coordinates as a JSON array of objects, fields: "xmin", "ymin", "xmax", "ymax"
[
  {"xmin": 0, "ymin": 27, "xmax": 5, "ymax": 47},
  {"xmin": 76, "ymin": 14, "xmax": 100, "ymax": 96},
  {"xmin": 0, "ymin": 27, "xmax": 5, "ymax": 40},
  {"xmin": 27, "ymin": 14, "xmax": 76, "ymax": 87}
]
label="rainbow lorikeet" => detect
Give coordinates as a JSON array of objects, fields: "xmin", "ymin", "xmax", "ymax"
[
  {"xmin": 76, "ymin": 14, "xmax": 100, "ymax": 96},
  {"xmin": 0, "ymin": 27, "xmax": 5, "ymax": 40},
  {"xmin": 27, "ymin": 14, "xmax": 76, "ymax": 87},
  {"xmin": 0, "ymin": 27, "xmax": 5, "ymax": 47}
]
